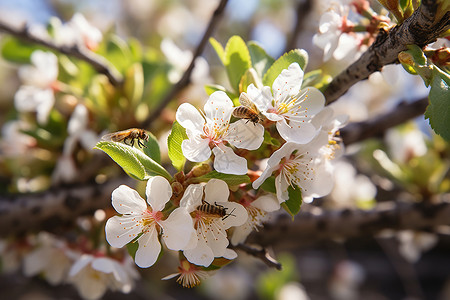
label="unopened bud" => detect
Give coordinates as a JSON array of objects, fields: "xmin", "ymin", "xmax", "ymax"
[
  {"xmin": 191, "ymin": 163, "xmax": 212, "ymax": 177},
  {"xmin": 171, "ymin": 181, "xmax": 184, "ymax": 197},
  {"xmin": 398, "ymin": 52, "xmax": 415, "ymax": 66},
  {"xmin": 173, "ymin": 171, "xmax": 185, "ymax": 183}
]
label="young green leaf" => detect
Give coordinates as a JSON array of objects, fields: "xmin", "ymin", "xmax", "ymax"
[
  {"xmin": 168, "ymin": 121, "xmax": 188, "ymax": 171},
  {"xmin": 0, "ymin": 37, "xmax": 42, "ymax": 63},
  {"xmin": 262, "ymin": 49, "xmax": 308, "ymax": 88},
  {"xmin": 281, "ymin": 186, "xmax": 302, "ymax": 218},
  {"xmin": 224, "ymin": 36, "xmax": 252, "ymax": 93},
  {"xmin": 259, "ymin": 176, "xmax": 277, "ymax": 194},
  {"xmin": 247, "ymin": 41, "xmax": 275, "ymax": 78},
  {"xmin": 193, "ymin": 170, "xmax": 251, "ymax": 186},
  {"xmin": 95, "ymin": 141, "xmax": 171, "ymax": 180},
  {"xmin": 124, "ymin": 63, "xmax": 144, "ymax": 106},
  {"xmin": 209, "ymin": 37, "xmax": 225, "ymax": 63},
  {"xmin": 425, "ymin": 74, "xmax": 450, "ymax": 141},
  {"xmin": 142, "ymin": 131, "xmax": 161, "ymax": 164}
]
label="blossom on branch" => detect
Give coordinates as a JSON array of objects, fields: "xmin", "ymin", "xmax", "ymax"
[
  {"xmin": 179, "ymin": 179, "xmax": 248, "ymax": 267},
  {"xmin": 176, "ymin": 91, "xmax": 264, "ymax": 175},
  {"xmin": 105, "ymin": 176, "xmax": 196, "ymax": 268},
  {"xmin": 246, "ymin": 63, "xmax": 324, "ymax": 144},
  {"xmin": 253, "ymin": 132, "xmax": 334, "ymax": 203}
]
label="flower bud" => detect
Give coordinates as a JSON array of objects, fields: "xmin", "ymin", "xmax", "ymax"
[{"xmin": 191, "ymin": 163, "xmax": 212, "ymax": 177}]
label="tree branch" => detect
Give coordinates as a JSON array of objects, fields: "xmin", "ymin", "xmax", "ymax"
[
  {"xmin": 141, "ymin": 0, "xmax": 229, "ymax": 129},
  {"xmin": 284, "ymin": 0, "xmax": 312, "ymax": 52},
  {"xmin": 340, "ymin": 96, "xmax": 429, "ymax": 145},
  {"xmin": 324, "ymin": 0, "xmax": 450, "ymax": 105},
  {"xmin": 247, "ymin": 194, "xmax": 450, "ymax": 250},
  {"xmin": 231, "ymin": 243, "xmax": 282, "ymax": 270},
  {"xmin": 0, "ymin": 19, "xmax": 123, "ymax": 86}
]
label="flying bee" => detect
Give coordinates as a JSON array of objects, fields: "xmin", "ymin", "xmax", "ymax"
[
  {"xmin": 102, "ymin": 128, "xmax": 149, "ymax": 148},
  {"xmin": 232, "ymin": 92, "xmax": 263, "ymax": 125},
  {"xmin": 196, "ymin": 200, "xmax": 236, "ymax": 221}
]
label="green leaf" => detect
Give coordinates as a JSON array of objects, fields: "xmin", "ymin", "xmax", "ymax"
[
  {"xmin": 95, "ymin": 141, "xmax": 171, "ymax": 180},
  {"xmin": 263, "ymin": 131, "xmax": 281, "ymax": 147},
  {"xmin": 167, "ymin": 121, "xmax": 188, "ymax": 171},
  {"xmin": 425, "ymin": 75, "xmax": 450, "ymax": 141},
  {"xmin": 247, "ymin": 41, "xmax": 275, "ymax": 78},
  {"xmin": 224, "ymin": 36, "xmax": 252, "ymax": 93},
  {"xmin": 1, "ymin": 37, "xmax": 42, "ymax": 63},
  {"xmin": 124, "ymin": 63, "xmax": 144, "ymax": 105},
  {"xmin": 142, "ymin": 131, "xmax": 161, "ymax": 164},
  {"xmin": 101, "ymin": 35, "xmax": 132, "ymax": 73},
  {"xmin": 209, "ymin": 37, "xmax": 225, "ymax": 63},
  {"xmin": 262, "ymin": 49, "xmax": 308, "ymax": 88},
  {"xmin": 281, "ymin": 186, "xmax": 302, "ymax": 218},
  {"xmin": 204, "ymin": 84, "xmax": 238, "ymax": 105},
  {"xmin": 302, "ymin": 70, "xmax": 332, "ymax": 90},
  {"xmin": 126, "ymin": 241, "xmax": 139, "ymax": 260},
  {"xmin": 239, "ymin": 68, "xmax": 259, "ymax": 93},
  {"xmin": 259, "ymin": 176, "xmax": 276, "ymax": 194},
  {"xmin": 193, "ymin": 171, "xmax": 251, "ymax": 186}
]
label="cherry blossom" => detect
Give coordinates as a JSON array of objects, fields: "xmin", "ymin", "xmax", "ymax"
[
  {"xmin": 179, "ymin": 179, "xmax": 248, "ymax": 267},
  {"xmin": 105, "ymin": 176, "xmax": 196, "ymax": 268},
  {"xmin": 176, "ymin": 91, "xmax": 264, "ymax": 175},
  {"xmin": 14, "ymin": 50, "xmax": 58, "ymax": 125},
  {"xmin": 162, "ymin": 259, "xmax": 211, "ymax": 288},
  {"xmin": 253, "ymin": 132, "xmax": 334, "ymax": 203},
  {"xmin": 246, "ymin": 63, "xmax": 324, "ymax": 144}
]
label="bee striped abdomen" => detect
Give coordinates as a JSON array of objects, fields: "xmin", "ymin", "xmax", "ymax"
[{"xmin": 197, "ymin": 202, "xmax": 227, "ymax": 218}]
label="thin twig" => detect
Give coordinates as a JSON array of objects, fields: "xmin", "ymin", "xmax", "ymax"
[
  {"xmin": 141, "ymin": 0, "xmax": 229, "ymax": 129},
  {"xmin": 0, "ymin": 19, "xmax": 123, "ymax": 86},
  {"xmin": 324, "ymin": 0, "xmax": 450, "ymax": 105},
  {"xmin": 340, "ymin": 97, "xmax": 429, "ymax": 145},
  {"xmin": 231, "ymin": 243, "xmax": 282, "ymax": 270}
]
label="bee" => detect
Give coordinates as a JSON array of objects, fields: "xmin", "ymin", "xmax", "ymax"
[
  {"xmin": 232, "ymin": 92, "xmax": 263, "ymax": 125},
  {"xmin": 102, "ymin": 128, "xmax": 149, "ymax": 148},
  {"xmin": 197, "ymin": 201, "xmax": 236, "ymax": 220}
]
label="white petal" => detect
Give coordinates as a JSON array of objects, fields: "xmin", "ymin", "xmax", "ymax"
[
  {"xmin": 212, "ymin": 145, "xmax": 248, "ymax": 175},
  {"xmin": 252, "ymin": 194, "xmax": 280, "ymax": 212},
  {"xmin": 276, "ymin": 120, "xmax": 317, "ymax": 144},
  {"xmin": 91, "ymin": 257, "xmax": 115, "ymax": 273},
  {"xmin": 160, "ymin": 208, "xmax": 196, "ymax": 250},
  {"xmin": 311, "ymin": 106, "xmax": 334, "ymax": 128},
  {"xmin": 252, "ymin": 164, "xmax": 278, "ymax": 190},
  {"xmin": 297, "ymin": 87, "xmax": 325, "ymax": 116},
  {"xmin": 230, "ymin": 224, "xmax": 253, "ymax": 246},
  {"xmin": 184, "ymin": 235, "xmax": 214, "ymax": 267},
  {"xmin": 179, "ymin": 184, "xmax": 204, "ymax": 212},
  {"xmin": 299, "ymin": 160, "xmax": 334, "ymax": 199},
  {"xmin": 222, "ymin": 248, "xmax": 238, "ymax": 260},
  {"xmin": 176, "ymin": 103, "xmax": 205, "ymax": 134},
  {"xmin": 181, "ymin": 137, "xmax": 211, "ymax": 162},
  {"xmin": 204, "ymin": 91, "xmax": 233, "ymax": 125},
  {"xmin": 111, "ymin": 185, "xmax": 147, "ymax": 214},
  {"xmin": 275, "ymin": 174, "xmax": 290, "ymax": 203},
  {"xmin": 105, "ymin": 215, "xmax": 143, "ymax": 248},
  {"xmin": 146, "ymin": 176, "xmax": 172, "ymax": 212},
  {"xmin": 24, "ymin": 247, "xmax": 49, "ymax": 276},
  {"xmin": 246, "ymin": 84, "xmax": 272, "ymax": 112},
  {"xmin": 205, "ymin": 224, "xmax": 229, "ymax": 257},
  {"xmin": 135, "ymin": 227, "xmax": 161, "ymax": 268},
  {"xmin": 226, "ymin": 120, "xmax": 264, "ymax": 150},
  {"xmin": 220, "ymin": 202, "xmax": 248, "ymax": 229},
  {"xmin": 272, "ymin": 63, "xmax": 303, "ymax": 100},
  {"xmin": 204, "ymin": 179, "xmax": 229, "ymax": 204},
  {"xmin": 69, "ymin": 254, "xmax": 93, "ymax": 277}
]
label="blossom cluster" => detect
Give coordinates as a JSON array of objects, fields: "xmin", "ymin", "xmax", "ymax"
[{"xmin": 104, "ymin": 62, "xmax": 348, "ymax": 287}]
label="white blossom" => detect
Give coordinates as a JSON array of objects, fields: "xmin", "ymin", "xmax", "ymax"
[
  {"xmin": 176, "ymin": 91, "xmax": 264, "ymax": 175},
  {"xmin": 14, "ymin": 50, "xmax": 58, "ymax": 125},
  {"xmin": 179, "ymin": 179, "xmax": 248, "ymax": 267},
  {"xmin": 246, "ymin": 63, "xmax": 324, "ymax": 144},
  {"xmin": 253, "ymin": 132, "xmax": 334, "ymax": 203},
  {"xmin": 105, "ymin": 176, "xmax": 196, "ymax": 268}
]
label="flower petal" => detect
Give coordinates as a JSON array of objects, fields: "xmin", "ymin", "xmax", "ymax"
[
  {"xmin": 204, "ymin": 91, "xmax": 233, "ymax": 126},
  {"xmin": 252, "ymin": 194, "xmax": 280, "ymax": 212},
  {"xmin": 179, "ymin": 184, "xmax": 204, "ymax": 213},
  {"xmin": 184, "ymin": 235, "xmax": 214, "ymax": 267},
  {"xmin": 176, "ymin": 103, "xmax": 205, "ymax": 134},
  {"xmin": 219, "ymin": 202, "xmax": 248, "ymax": 229},
  {"xmin": 276, "ymin": 119, "xmax": 317, "ymax": 144},
  {"xmin": 246, "ymin": 84, "xmax": 272, "ymax": 112},
  {"xmin": 111, "ymin": 185, "xmax": 147, "ymax": 214},
  {"xmin": 275, "ymin": 174, "xmax": 290, "ymax": 203},
  {"xmin": 223, "ymin": 248, "xmax": 238, "ymax": 260},
  {"xmin": 135, "ymin": 227, "xmax": 161, "ymax": 268},
  {"xmin": 146, "ymin": 176, "xmax": 172, "ymax": 212},
  {"xmin": 296, "ymin": 87, "xmax": 325, "ymax": 116},
  {"xmin": 181, "ymin": 137, "xmax": 211, "ymax": 162},
  {"xmin": 212, "ymin": 145, "xmax": 248, "ymax": 175},
  {"xmin": 230, "ymin": 223, "xmax": 253, "ymax": 246},
  {"xmin": 160, "ymin": 207, "xmax": 197, "ymax": 250},
  {"xmin": 204, "ymin": 179, "xmax": 229, "ymax": 204},
  {"xmin": 69, "ymin": 254, "xmax": 93, "ymax": 277},
  {"xmin": 272, "ymin": 63, "xmax": 303, "ymax": 101},
  {"xmin": 226, "ymin": 120, "xmax": 264, "ymax": 150},
  {"xmin": 105, "ymin": 215, "xmax": 143, "ymax": 248}
]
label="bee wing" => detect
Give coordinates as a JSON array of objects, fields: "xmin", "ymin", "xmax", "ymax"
[
  {"xmin": 101, "ymin": 130, "xmax": 128, "ymax": 142},
  {"xmin": 239, "ymin": 92, "xmax": 259, "ymax": 113}
]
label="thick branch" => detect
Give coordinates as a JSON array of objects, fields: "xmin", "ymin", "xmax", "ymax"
[
  {"xmin": 324, "ymin": 1, "xmax": 450, "ymax": 105},
  {"xmin": 141, "ymin": 0, "xmax": 228, "ymax": 128},
  {"xmin": 247, "ymin": 194, "xmax": 450, "ymax": 250},
  {"xmin": 340, "ymin": 96, "xmax": 429, "ymax": 145},
  {"xmin": 0, "ymin": 177, "xmax": 131, "ymax": 237},
  {"xmin": 0, "ymin": 20, "xmax": 123, "ymax": 86},
  {"xmin": 231, "ymin": 244, "xmax": 282, "ymax": 270}
]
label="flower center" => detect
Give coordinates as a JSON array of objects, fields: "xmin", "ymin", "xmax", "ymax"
[
  {"xmin": 278, "ymin": 153, "xmax": 314, "ymax": 189},
  {"xmin": 273, "ymin": 90, "xmax": 310, "ymax": 122}
]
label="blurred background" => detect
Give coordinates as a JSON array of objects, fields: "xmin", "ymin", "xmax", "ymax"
[{"xmin": 0, "ymin": 0, "xmax": 449, "ymax": 299}]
